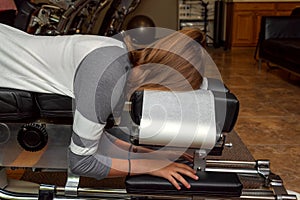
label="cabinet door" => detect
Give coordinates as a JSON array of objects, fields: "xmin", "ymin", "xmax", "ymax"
[{"xmin": 232, "ymin": 11, "xmax": 255, "ymax": 46}]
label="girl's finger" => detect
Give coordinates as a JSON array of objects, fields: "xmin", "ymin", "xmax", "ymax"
[
  {"xmin": 172, "ymin": 172, "xmax": 191, "ymax": 189},
  {"xmin": 167, "ymin": 175, "xmax": 181, "ymax": 190},
  {"xmin": 175, "ymin": 165, "xmax": 199, "ymax": 180}
]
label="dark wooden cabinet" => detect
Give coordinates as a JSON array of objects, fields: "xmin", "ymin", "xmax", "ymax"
[{"xmin": 226, "ymin": 2, "xmax": 300, "ymax": 48}]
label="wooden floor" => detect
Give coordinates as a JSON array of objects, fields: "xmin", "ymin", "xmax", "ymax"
[{"xmin": 208, "ymin": 47, "xmax": 300, "ymax": 193}]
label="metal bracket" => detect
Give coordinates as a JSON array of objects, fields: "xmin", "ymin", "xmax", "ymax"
[
  {"xmin": 193, "ymin": 149, "xmax": 208, "ymax": 171},
  {"xmin": 0, "ymin": 168, "xmax": 8, "ymax": 189},
  {"xmin": 64, "ymin": 171, "xmax": 80, "ymax": 197},
  {"xmin": 256, "ymin": 160, "xmax": 270, "ymax": 178},
  {"xmin": 268, "ymin": 173, "xmax": 298, "ymax": 199},
  {"xmin": 39, "ymin": 184, "xmax": 55, "ymax": 200}
]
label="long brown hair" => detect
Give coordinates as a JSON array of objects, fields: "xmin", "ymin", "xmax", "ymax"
[{"xmin": 125, "ymin": 28, "xmax": 205, "ymax": 93}]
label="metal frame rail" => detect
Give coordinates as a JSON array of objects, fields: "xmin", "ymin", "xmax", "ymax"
[{"xmin": 0, "ymin": 160, "xmax": 297, "ymax": 200}]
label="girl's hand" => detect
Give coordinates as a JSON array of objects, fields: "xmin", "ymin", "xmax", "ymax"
[
  {"xmin": 132, "ymin": 160, "xmax": 198, "ymax": 190},
  {"xmin": 146, "ymin": 160, "xmax": 198, "ymax": 190}
]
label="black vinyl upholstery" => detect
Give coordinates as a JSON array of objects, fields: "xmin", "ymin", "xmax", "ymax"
[
  {"xmin": 0, "ymin": 88, "xmax": 37, "ymax": 121},
  {"xmin": 35, "ymin": 93, "xmax": 73, "ymax": 118},
  {"xmin": 125, "ymin": 171, "xmax": 243, "ymax": 197},
  {"xmin": 213, "ymin": 91, "xmax": 239, "ymax": 133},
  {"xmin": 258, "ymin": 16, "xmax": 300, "ymax": 75},
  {"xmin": 0, "ymin": 88, "xmax": 72, "ymax": 121},
  {"xmin": 291, "ymin": 7, "xmax": 300, "ymax": 16}
]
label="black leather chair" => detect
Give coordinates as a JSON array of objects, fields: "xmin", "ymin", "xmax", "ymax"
[
  {"xmin": 257, "ymin": 16, "xmax": 300, "ymax": 75},
  {"xmin": 291, "ymin": 7, "xmax": 300, "ymax": 16}
]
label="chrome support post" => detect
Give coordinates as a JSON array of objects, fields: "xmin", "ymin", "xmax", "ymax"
[
  {"xmin": 256, "ymin": 160, "xmax": 270, "ymax": 178},
  {"xmin": 64, "ymin": 171, "xmax": 80, "ymax": 197},
  {"xmin": 256, "ymin": 160, "xmax": 271, "ymax": 187},
  {"xmin": 38, "ymin": 184, "xmax": 55, "ymax": 200},
  {"xmin": 268, "ymin": 173, "xmax": 297, "ymax": 199}
]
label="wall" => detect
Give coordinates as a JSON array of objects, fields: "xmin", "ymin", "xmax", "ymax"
[{"xmin": 122, "ymin": 0, "xmax": 179, "ymax": 31}]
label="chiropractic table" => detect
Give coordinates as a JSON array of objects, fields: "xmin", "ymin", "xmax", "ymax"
[{"xmin": 0, "ymin": 78, "xmax": 297, "ymax": 200}]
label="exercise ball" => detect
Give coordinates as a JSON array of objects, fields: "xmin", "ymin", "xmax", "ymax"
[{"xmin": 126, "ymin": 15, "xmax": 156, "ymax": 45}]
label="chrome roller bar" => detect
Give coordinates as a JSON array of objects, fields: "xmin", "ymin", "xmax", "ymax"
[{"xmin": 0, "ymin": 185, "xmax": 297, "ymax": 200}]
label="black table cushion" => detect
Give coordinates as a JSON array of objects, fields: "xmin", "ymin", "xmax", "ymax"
[
  {"xmin": 35, "ymin": 93, "xmax": 73, "ymax": 118},
  {"xmin": 0, "ymin": 88, "xmax": 73, "ymax": 121},
  {"xmin": 0, "ymin": 88, "xmax": 37, "ymax": 121},
  {"xmin": 126, "ymin": 171, "xmax": 243, "ymax": 197}
]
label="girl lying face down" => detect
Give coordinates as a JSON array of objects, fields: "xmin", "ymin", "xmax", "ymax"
[{"xmin": 0, "ymin": 23, "xmax": 212, "ymax": 190}]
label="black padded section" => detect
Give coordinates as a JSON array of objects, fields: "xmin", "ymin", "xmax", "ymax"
[
  {"xmin": 0, "ymin": 89, "xmax": 115, "ymax": 124},
  {"xmin": 260, "ymin": 16, "xmax": 300, "ymax": 40},
  {"xmin": 213, "ymin": 91, "xmax": 239, "ymax": 133},
  {"xmin": 260, "ymin": 39, "xmax": 300, "ymax": 74},
  {"xmin": 35, "ymin": 93, "xmax": 73, "ymax": 118},
  {"xmin": 0, "ymin": 89, "xmax": 73, "ymax": 120},
  {"xmin": 258, "ymin": 16, "xmax": 300, "ymax": 75},
  {"xmin": 206, "ymin": 78, "xmax": 229, "ymax": 93},
  {"xmin": 129, "ymin": 91, "xmax": 144, "ymax": 125},
  {"xmin": 126, "ymin": 171, "xmax": 242, "ymax": 197},
  {"xmin": 291, "ymin": 7, "xmax": 300, "ymax": 16},
  {"xmin": 0, "ymin": 88, "xmax": 37, "ymax": 121}
]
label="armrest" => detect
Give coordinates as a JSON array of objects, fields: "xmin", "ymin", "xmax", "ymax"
[{"xmin": 125, "ymin": 171, "xmax": 243, "ymax": 197}]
